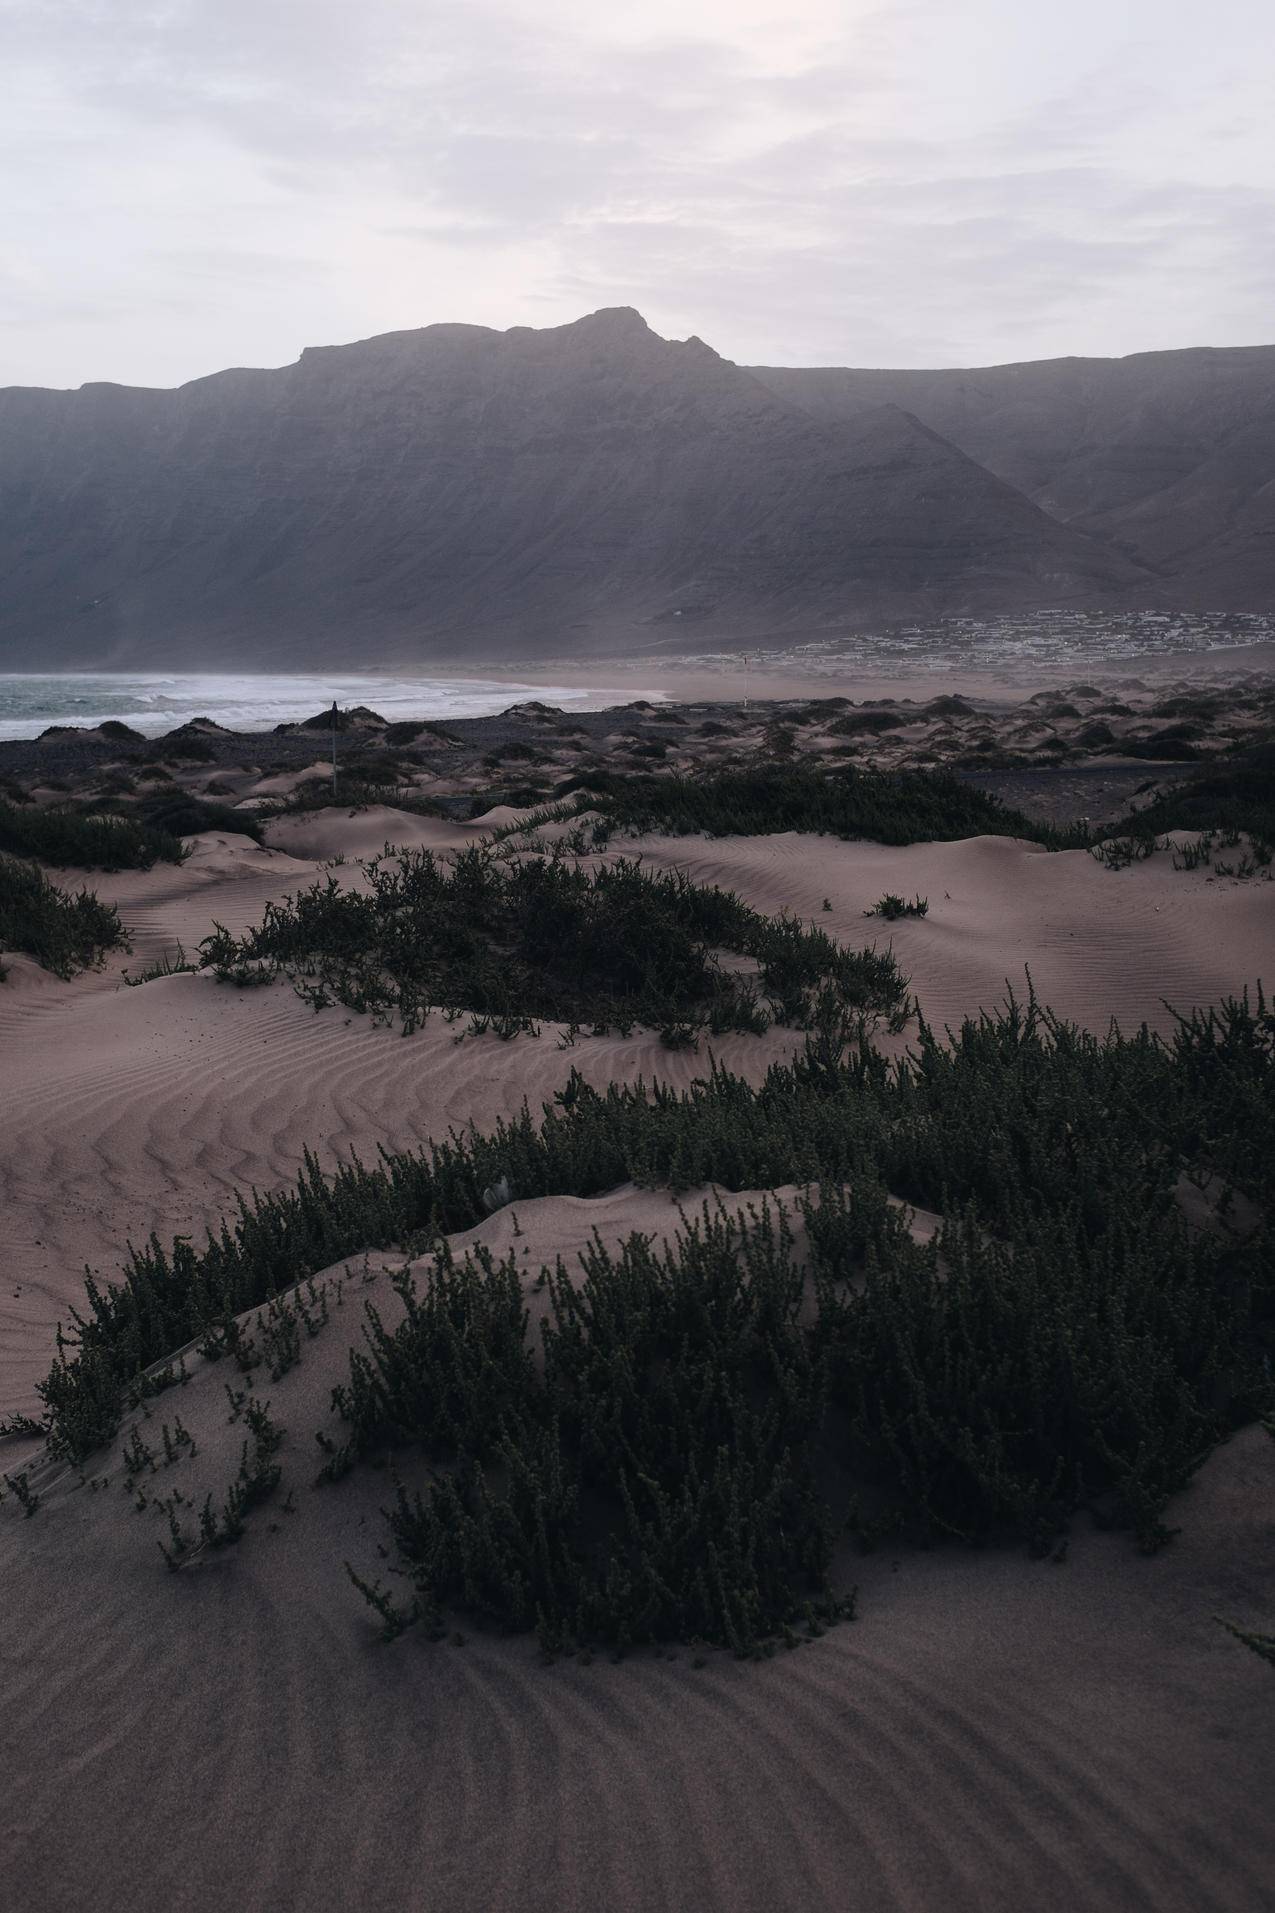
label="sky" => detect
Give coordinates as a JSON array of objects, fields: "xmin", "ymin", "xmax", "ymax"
[{"xmin": 2, "ymin": 0, "xmax": 1273, "ymax": 388}]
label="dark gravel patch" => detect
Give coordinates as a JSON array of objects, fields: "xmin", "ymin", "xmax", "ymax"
[{"xmin": 955, "ymin": 763, "xmax": 1197, "ymax": 828}]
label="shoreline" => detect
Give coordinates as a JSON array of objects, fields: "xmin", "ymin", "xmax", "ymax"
[
  {"xmin": 448, "ymin": 633, "xmax": 1275, "ymax": 708},
  {"xmin": 2, "ymin": 633, "xmax": 1273, "ymax": 743}
]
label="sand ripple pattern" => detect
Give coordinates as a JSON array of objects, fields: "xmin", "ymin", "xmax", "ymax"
[
  {"xmin": 5, "ymin": 1430, "xmax": 1274, "ymax": 1913},
  {"xmin": 3, "ymin": 822, "xmax": 1273, "ymax": 1911},
  {"xmin": 621, "ymin": 831, "xmax": 1273, "ymax": 1038}
]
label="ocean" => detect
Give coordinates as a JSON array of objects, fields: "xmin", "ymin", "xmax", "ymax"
[{"xmin": 0, "ymin": 672, "xmax": 605, "ymax": 743}]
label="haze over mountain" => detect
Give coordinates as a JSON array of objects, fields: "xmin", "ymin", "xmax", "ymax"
[
  {"xmin": 753, "ymin": 347, "xmax": 1275, "ymax": 611},
  {"xmin": 0, "ymin": 309, "xmax": 1270, "ymax": 672}
]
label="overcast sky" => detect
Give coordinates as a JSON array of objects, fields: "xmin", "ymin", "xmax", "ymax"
[{"xmin": 3, "ymin": 0, "xmax": 1273, "ymax": 388}]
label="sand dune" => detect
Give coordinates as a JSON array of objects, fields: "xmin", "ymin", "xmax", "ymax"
[
  {"xmin": 0, "ymin": 968, "xmax": 799, "ymax": 1414},
  {"xmin": 3, "ymin": 816, "xmax": 1273, "ymax": 1911},
  {"xmin": 4, "ymin": 821, "xmax": 1270, "ymax": 1407},
  {"xmin": 4, "ymin": 1190, "xmax": 1272, "ymax": 1913},
  {"xmin": 4, "ymin": 833, "xmax": 325, "ymax": 994},
  {"xmin": 619, "ymin": 831, "xmax": 1273, "ymax": 1036},
  {"xmin": 263, "ymin": 805, "xmax": 499, "ymax": 865}
]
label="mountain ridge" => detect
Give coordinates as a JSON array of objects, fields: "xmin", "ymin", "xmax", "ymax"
[
  {"xmin": 0, "ymin": 311, "xmax": 1267, "ymax": 670},
  {"xmin": 750, "ymin": 344, "xmax": 1275, "ymax": 603}
]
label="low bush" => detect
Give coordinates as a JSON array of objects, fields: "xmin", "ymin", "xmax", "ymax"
[
  {"xmin": 123, "ymin": 942, "xmax": 198, "ymax": 986},
  {"xmin": 827, "ymin": 710, "xmax": 906, "ymax": 737},
  {"xmin": 200, "ymin": 844, "xmax": 907, "ymax": 1040},
  {"xmin": 336, "ymin": 1089, "xmax": 1271, "ymax": 1651},
  {"xmin": 32, "ymin": 986, "xmax": 1274, "ymax": 1564},
  {"xmin": 340, "ymin": 1211, "xmax": 841, "ymax": 1652},
  {"xmin": 0, "ymin": 855, "xmax": 127, "ymax": 977},
  {"xmin": 1122, "ymin": 733, "xmax": 1201, "ymax": 761},
  {"xmin": 556, "ymin": 763, "xmax": 1085, "ymax": 849},
  {"xmin": 146, "ymin": 738, "xmax": 217, "ymax": 764},
  {"xmin": 270, "ymin": 778, "xmax": 443, "ymax": 819},
  {"xmin": 135, "ymin": 793, "xmax": 263, "ymax": 844},
  {"xmin": 0, "ymin": 798, "xmax": 185, "ymax": 870},
  {"xmin": 1119, "ymin": 746, "xmax": 1275, "ymax": 847},
  {"xmin": 484, "ymin": 741, "xmax": 547, "ymax": 767},
  {"xmin": 866, "ymin": 894, "xmax": 928, "ymax": 920}
]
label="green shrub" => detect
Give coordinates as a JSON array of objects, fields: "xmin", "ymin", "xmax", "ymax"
[
  {"xmin": 866, "ymin": 894, "xmax": 928, "ymax": 920},
  {"xmin": 200, "ymin": 844, "xmax": 907, "ymax": 1041},
  {"xmin": 32, "ymin": 984, "xmax": 1274, "ymax": 1510},
  {"xmin": 146, "ymin": 738, "xmax": 216, "ymax": 764},
  {"xmin": 136, "ymin": 793, "xmax": 263, "ymax": 844},
  {"xmin": 272, "ymin": 780, "xmax": 444, "ymax": 820},
  {"xmin": 0, "ymin": 799, "xmax": 184, "ymax": 870},
  {"xmin": 484, "ymin": 741, "xmax": 546, "ymax": 767},
  {"xmin": 332, "ymin": 1090, "xmax": 1269, "ymax": 1652},
  {"xmin": 1119, "ymin": 746, "xmax": 1275, "ymax": 845},
  {"xmin": 557, "ymin": 763, "xmax": 1084, "ymax": 849},
  {"xmin": 340, "ymin": 1210, "xmax": 841, "ymax": 1652},
  {"xmin": 122, "ymin": 942, "xmax": 198, "ymax": 986},
  {"xmin": 1122, "ymin": 732, "xmax": 1201, "ymax": 761},
  {"xmin": 827, "ymin": 710, "xmax": 906, "ymax": 737},
  {"xmin": 0, "ymin": 855, "xmax": 127, "ymax": 977}
]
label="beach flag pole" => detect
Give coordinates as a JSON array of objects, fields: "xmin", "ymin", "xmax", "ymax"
[
  {"xmin": 331, "ymin": 700, "xmax": 339, "ymax": 797},
  {"xmin": 742, "ymin": 654, "xmax": 749, "ymax": 710}
]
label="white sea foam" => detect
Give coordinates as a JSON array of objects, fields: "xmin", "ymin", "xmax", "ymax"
[{"xmin": 0, "ymin": 672, "xmax": 614, "ymax": 741}]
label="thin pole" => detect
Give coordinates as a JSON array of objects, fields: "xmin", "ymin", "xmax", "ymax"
[{"xmin": 331, "ymin": 700, "xmax": 338, "ymax": 797}]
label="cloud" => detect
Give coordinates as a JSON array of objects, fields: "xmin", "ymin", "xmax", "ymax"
[{"xmin": 0, "ymin": 0, "xmax": 1272, "ymax": 384}]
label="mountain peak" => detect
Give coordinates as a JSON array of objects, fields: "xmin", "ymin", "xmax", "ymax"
[{"xmin": 569, "ymin": 306, "xmax": 653, "ymax": 336}]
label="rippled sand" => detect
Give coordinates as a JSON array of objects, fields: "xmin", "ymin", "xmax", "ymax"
[{"xmin": 2, "ymin": 812, "xmax": 1272, "ymax": 1911}]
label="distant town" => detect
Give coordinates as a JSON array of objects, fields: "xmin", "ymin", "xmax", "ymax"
[{"xmin": 676, "ymin": 610, "xmax": 1275, "ymax": 680}]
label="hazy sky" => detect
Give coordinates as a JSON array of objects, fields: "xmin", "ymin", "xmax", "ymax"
[{"xmin": 3, "ymin": 0, "xmax": 1273, "ymax": 388}]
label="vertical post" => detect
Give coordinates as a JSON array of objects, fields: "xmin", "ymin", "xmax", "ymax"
[
  {"xmin": 331, "ymin": 700, "xmax": 339, "ymax": 798},
  {"xmin": 742, "ymin": 654, "xmax": 749, "ymax": 710}
]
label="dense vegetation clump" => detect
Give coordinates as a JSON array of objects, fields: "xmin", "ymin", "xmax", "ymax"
[
  {"xmin": 827, "ymin": 710, "xmax": 907, "ymax": 737},
  {"xmin": 333, "ymin": 1092, "xmax": 1269, "ymax": 1653},
  {"xmin": 0, "ymin": 854, "xmax": 127, "ymax": 977},
  {"xmin": 380, "ymin": 719, "xmax": 460, "ymax": 747},
  {"xmin": 199, "ymin": 844, "xmax": 908, "ymax": 1041},
  {"xmin": 338, "ymin": 1212, "xmax": 842, "ymax": 1652},
  {"xmin": 555, "ymin": 762, "xmax": 1085, "ymax": 848},
  {"xmin": 323, "ymin": 990, "xmax": 1274, "ymax": 1653},
  {"xmin": 0, "ymin": 798, "xmax": 185, "ymax": 870},
  {"xmin": 270, "ymin": 778, "xmax": 445, "ymax": 819},
  {"xmin": 866, "ymin": 893, "xmax": 928, "ymax": 920},
  {"xmin": 1120, "ymin": 744, "xmax": 1275, "ymax": 850},
  {"xmin": 34, "ymin": 984, "xmax": 1273, "ymax": 1636},
  {"xmin": 130, "ymin": 792, "xmax": 263, "ymax": 845}
]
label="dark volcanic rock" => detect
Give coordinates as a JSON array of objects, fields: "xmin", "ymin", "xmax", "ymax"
[
  {"xmin": 751, "ymin": 345, "xmax": 1275, "ymax": 608},
  {"xmin": 0, "ymin": 309, "xmax": 1149, "ymax": 671}
]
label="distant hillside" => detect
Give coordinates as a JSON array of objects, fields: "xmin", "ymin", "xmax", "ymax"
[
  {"xmin": 751, "ymin": 346, "xmax": 1275, "ymax": 606},
  {"xmin": 0, "ymin": 310, "xmax": 1154, "ymax": 669}
]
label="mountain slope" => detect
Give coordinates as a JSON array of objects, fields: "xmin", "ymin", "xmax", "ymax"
[
  {"xmin": 0, "ymin": 310, "xmax": 1149, "ymax": 669},
  {"xmin": 751, "ymin": 346, "xmax": 1275, "ymax": 603}
]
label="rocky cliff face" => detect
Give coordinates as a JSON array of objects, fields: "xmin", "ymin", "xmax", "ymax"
[
  {"xmin": 752, "ymin": 346, "xmax": 1275, "ymax": 607},
  {"xmin": 0, "ymin": 309, "xmax": 1155, "ymax": 669}
]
